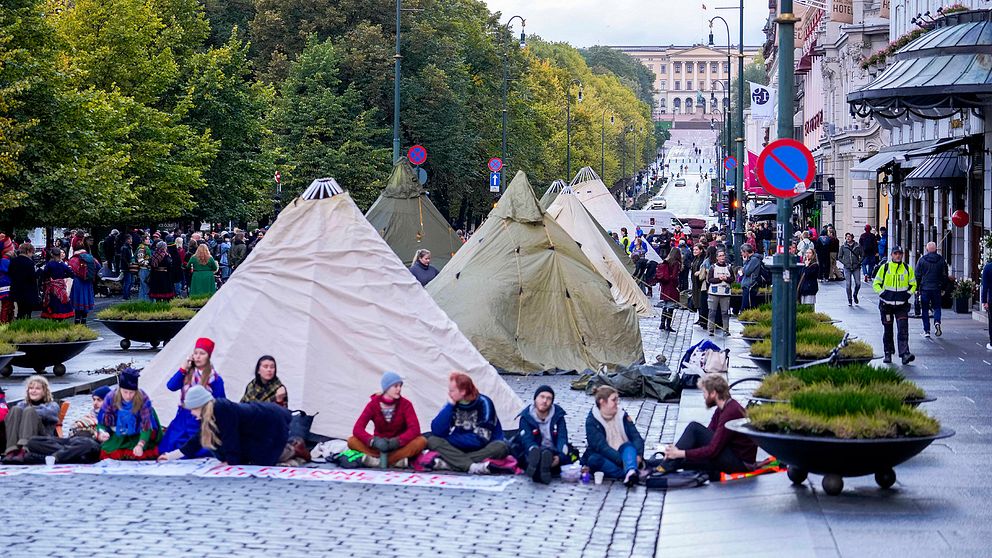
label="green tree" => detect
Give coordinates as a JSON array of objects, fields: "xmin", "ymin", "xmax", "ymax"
[
  {"xmin": 723, "ymin": 55, "xmax": 767, "ymax": 147},
  {"xmin": 579, "ymin": 45, "xmax": 655, "ymax": 107}
]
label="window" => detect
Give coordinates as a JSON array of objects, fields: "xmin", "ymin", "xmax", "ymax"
[
  {"xmin": 711, "ymin": 62, "xmax": 719, "ymax": 73},
  {"xmin": 673, "ymin": 98, "xmax": 681, "ymax": 114},
  {"xmin": 686, "ymin": 62, "xmax": 693, "ymax": 73},
  {"xmin": 674, "ymin": 62, "xmax": 682, "ymax": 73},
  {"xmin": 699, "ymin": 81, "xmax": 705, "ymax": 91},
  {"xmin": 660, "ymin": 63, "xmax": 667, "ymax": 73},
  {"xmin": 659, "ymin": 80, "xmax": 667, "ymax": 90},
  {"xmin": 698, "ymin": 62, "xmax": 706, "ymax": 73},
  {"xmin": 685, "ymin": 97, "xmax": 694, "ymax": 114},
  {"xmin": 723, "ymin": 62, "xmax": 730, "ymax": 73},
  {"xmin": 674, "ymin": 81, "xmax": 681, "ymax": 90}
]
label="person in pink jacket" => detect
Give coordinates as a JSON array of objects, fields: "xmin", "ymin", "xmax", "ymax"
[{"xmin": 348, "ymin": 371, "xmax": 427, "ymax": 468}]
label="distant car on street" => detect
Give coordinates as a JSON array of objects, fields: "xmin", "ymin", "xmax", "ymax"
[
  {"xmin": 673, "ymin": 177, "xmax": 686, "ymax": 187},
  {"xmin": 648, "ymin": 197, "xmax": 667, "ymax": 210}
]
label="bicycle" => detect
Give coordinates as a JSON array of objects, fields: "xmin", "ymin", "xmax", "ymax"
[{"xmin": 729, "ymin": 334, "xmax": 851, "ymax": 394}]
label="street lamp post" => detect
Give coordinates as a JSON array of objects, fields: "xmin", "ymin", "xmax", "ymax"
[
  {"xmin": 566, "ymin": 79, "xmax": 583, "ymax": 179},
  {"xmin": 500, "ymin": 16, "xmax": 526, "ymax": 188},
  {"xmin": 601, "ymin": 110, "xmax": 614, "ymax": 179},
  {"xmin": 709, "ymin": 15, "xmax": 737, "ymax": 249},
  {"xmin": 392, "ymin": 0, "xmax": 402, "ymax": 163}
]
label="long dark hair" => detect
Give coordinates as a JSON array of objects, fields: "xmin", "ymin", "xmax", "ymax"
[{"xmin": 254, "ymin": 355, "xmax": 278, "ymax": 383}]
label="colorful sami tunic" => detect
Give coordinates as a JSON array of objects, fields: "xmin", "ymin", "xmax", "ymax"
[{"xmin": 97, "ymin": 389, "xmax": 162, "ymax": 461}]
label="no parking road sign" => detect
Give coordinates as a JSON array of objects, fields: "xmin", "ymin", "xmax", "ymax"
[
  {"xmin": 408, "ymin": 145, "xmax": 427, "ymax": 166},
  {"xmin": 756, "ymin": 138, "xmax": 816, "ymax": 199},
  {"xmin": 488, "ymin": 157, "xmax": 503, "ymax": 173},
  {"xmin": 723, "ymin": 156, "xmax": 737, "ymax": 170}
]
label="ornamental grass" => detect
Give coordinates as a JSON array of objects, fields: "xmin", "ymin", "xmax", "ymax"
[
  {"xmin": 96, "ymin": 301, "xmax": 195, "ymax": 321},
  {"xmin": 750, "ymin": 339, "xmax": 874, "ymax": 359},
  {"xmin": 0, "ymin": 341, "xmax": 15, "ymax": 355},
  {"xmin": 742, "ymin": 322, "xmax": 844, "ymax": 342},
  {"xmin": 748, "ymin": 386, "xmax": 940, "ymax": 438},
  {"xmin": 737, "ymin": 306, "xmax": 828, "ymax": 324},
  {"xmin": 754, "ymin": 363, "xmax": 925, "ymax": 402},
  {"xmin": 171, "ymin": 295, "xmax": 211, "ymax": 309},
  {"xmin": 0, "ymin": 319, "xmax": 98, "ymax": 344}
]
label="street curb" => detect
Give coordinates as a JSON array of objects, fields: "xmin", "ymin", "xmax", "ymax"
[{"xmin": 7, "ymin": 374, "xmax": 117, "ymax": 405}]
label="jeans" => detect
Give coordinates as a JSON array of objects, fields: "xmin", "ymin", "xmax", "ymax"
[
  {"xmin": 122, "ymin": 271, "xmax": 134, "ymax": 300},
  {"xmin": 843, "ymin": 267, "xmax": 861, "ymax": 303},
  {"xmin": 707, "ymin": 295, "xmax": 730, "ymax": 333},
  {"xmin": 660, "ymin": 421, "xmax": 748, "ymax": 475},
  {"xmin": 919, "ymin": 289, "xmax": 942, "ymax": 333},
  {"xmin": 762, "ymin": 239, "xmax": 771, "ymax": 255},
  {"xmin": 585, "ymin": 442, "xmax": 639, "ymax": 479},
  {"xmin": 881, "ymin": 303, "xmax": 910, "ymax": 356},
  {"xmin": 740, "ymin": 284, "xmax": 758, "ymax": 312},
  {"xmin": 138, "ymin": 269, "xmax": 150, "ymax": 301},
  {"xmin": 425, "ymin": 437, "xmax": 508, "ymax": 472},
  {"xmin": 828, "ymin": 253, "xmax": 842, "ymax": 280},
  {"xmin": 861, "ymin": 254, "xmax": 877, "ymax": 280}
]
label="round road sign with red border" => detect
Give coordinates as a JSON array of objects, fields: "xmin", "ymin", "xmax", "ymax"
[
  {"xmin": 488, "ymin": 157, "xmax": 503, "ymax": 173},
  {"xmin": 408, "ymin": 145, "xmax": 427, "ymax": 166},
  {"xmin": 756, "ymin": 138, "xmax": 816, "ymax": 199},
  {"xmin": 723, "ymin": 156, "xmax": 737, "ymax": 170}
]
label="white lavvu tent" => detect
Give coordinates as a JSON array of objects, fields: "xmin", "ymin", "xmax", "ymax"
[
  {"xmin": 143, "ymin": 178, "xmax": 524, "ymax": 438},
  {"xmin": 547, "ymin": 188, "xmax": 654, "ymax": 318},
  {"xmin": 570, "ymin": 167, "xmax": 660, "ymax": 262}
]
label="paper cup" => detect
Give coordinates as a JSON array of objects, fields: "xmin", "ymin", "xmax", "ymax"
[
  {"xmin": 45, "ymin": 456, "xmax": 56, "ymax": 466},
  {"xmin": 594, "ymin": 471, "xmax": 605, "ymax": 485}
]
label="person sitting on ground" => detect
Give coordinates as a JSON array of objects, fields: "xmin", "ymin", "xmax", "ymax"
[
  {"xmin": 659, "ymin": 374, "xmax": 757, "ymax": 477},
  {"xmin": 581, "ymin": 386, "xmax": 645, "ymax": 487},
  {"xmin": 427, "ymin": 372, "xmax": 510, "ymax": 474},
  {"xmin": 158, "ymin": 385, "xmax": 308, "ymax": 466},
  {"xmin": 348, "ymin": 371, "xmax": 427, "ymax": 468},
  {"xmin": 159, "ymin": 337, "xmax": 225, "ymax": 456},
  {"xmin": 96, "ymin": 368, "xmax": 162, "ymax": 461},
  {"xmin": 3, "ymin": 375, "xmax": 60, "ymax": 462},
  {"xmin": 22, "ymin": 385, "xmax": 111, "ymax": 465},
  {"xmin": 510, "ymin": 385, "xmax": 578, "ymax": 484},
  {"xmin": 241, "ymin": 355, "xmax": 288, "ymax": 408},
  {"xmin": 72, "ymin": 386, "xmax": 112, "ymax": 437},
  {"xmin": 409, "ymin": 249, "xmax": 440, "ymax": 287}
]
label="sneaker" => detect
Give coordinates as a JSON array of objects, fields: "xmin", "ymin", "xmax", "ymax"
[
  {"xmin": 468, "ymin": 462, "xmax": 490, "ymax": 475},
  {"xmin": 393, "ymin": 457, "xmax": 409, "ymax": 469},
  {"xmin": 623, "ymin": 468, "xmax": 639, "ymax": 488},
  {"xmin": 921, "ymin": 332, "xmax": 931, "ymax": 339},
  {"xmin": 433, "ymin": 457, "xmax": 451, "ymax": 471},
  {"xmin": 901, "ymin": 353, "xmax": 916, "ymax": 365},
  {"xmin": 538, "ymin": 449, "xmax": 553, "ymax": 485},
  {"xmin": 883, "ymin": 353, "xmax": 892, "ymax": 364},
  {"xmin": 934, "ymin": 322, "xmax": 941, "ymax": 337},
  {"xmin": 526, "ymin": 447, "xmax": 541, "ymax": 481},
  {"xmin": 848, "ymin": 302, "xmax": 853, "ymax": 307},
  {"xmin": 362, "ymin": 454, "xmax": 380, "ymax": 468},
  {"xmin": 987, "ymin": 343, "xmax": 992, "ymax": 350},
  {"xmin": 854, "ymin": 294, "xmax": 859, "ymax": 304}
]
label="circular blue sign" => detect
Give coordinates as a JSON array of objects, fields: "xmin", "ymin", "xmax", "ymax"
[
  {"xmin": 756, "ymin": 139, "xmax": 816, "ymax": 199},
  {"xmin": 724, "ymin": 156, "xmax": 737, "ymax": 170}
]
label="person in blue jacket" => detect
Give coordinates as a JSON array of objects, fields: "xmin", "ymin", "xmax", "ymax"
[
  {"xmin": 158, "ymin": 385, "xmax": 296, "ymax": 466},
  {"xmin": 510, "ymin": 385, "xmax": 578, "ymax": 484},
  {"xmin": 582, "ymin": 386, "xmax": 645, "ymax": 487},
  {"xmin": 159, "ymin": 337, "xmax": 225, "ymax": 456},
  {"xmin": 426, "ymin": 372, "xmax": 510, "ymax": 474},
  {"xmin": 982, "ymin": 258, "xmax": 992, "ymax": 350}
]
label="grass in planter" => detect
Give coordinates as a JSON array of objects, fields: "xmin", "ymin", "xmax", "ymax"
[
  {"xmin": 0, "ymin": 319, "xmax": 98, "ymax": 344},
  {"xmin": 748, "ymin": 386, "xmax": 940, "ymax": 438},
  {"xmin": 0, "ymin": 341, "xmax": 15, "ymax": 355},
  {"xmin": 97, "ymin": 301, "xmax": 195, "ymax": 321},
  {"xmin": 754, "ymin": 363, "xmax": 923, "ymax": 399},
  {"xmin": 742, "ymin": 322, "xmax": 844, "ymax": 341},
  {"xmin": 171, "ymin": 295, "xmax": 211, "ymax": 309},
  {"xmin": 737, "ymin": 306, "xmax": 827, "ymax": 324},
  {"xmin": 750, "ymin": 339, "xmax": 874, "ymax": 359}
]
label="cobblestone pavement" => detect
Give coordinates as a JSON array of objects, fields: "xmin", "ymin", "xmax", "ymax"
[{"xmin": 1, "ymin": 307, "xmax": 691, "ymax": 558}]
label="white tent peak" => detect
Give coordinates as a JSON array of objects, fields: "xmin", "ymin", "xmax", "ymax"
[
  {"xmin": 569, "ymin": 166, "xmax": 601, "ymax": 186},
  {"xmin": 303, "ymin": 177, "xmax": 344, "ymax": 200},
  {"xmin": 569, "ymin": 166, "xmax": 660, "ymax": 262}
]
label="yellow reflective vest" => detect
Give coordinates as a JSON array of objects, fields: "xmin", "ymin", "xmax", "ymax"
[{"xmin": 873, "ymin": 261, "xmax": 917, "ymax": 305}]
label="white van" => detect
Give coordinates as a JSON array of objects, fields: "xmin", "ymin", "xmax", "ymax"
[{"xmin": 625, "ymin": 210, "xmax": 683, "ymax": 231}]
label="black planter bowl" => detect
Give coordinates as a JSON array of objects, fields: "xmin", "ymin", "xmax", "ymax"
[
  {"xmin": 0, "ymin": 352, "xmax": 26, "ymax": 376},
  {"xmin": 726, "ymin": 418, "xmax": 954, "ymax": 495},
  {"xmin": 3, "ymin": 339, "xmax": 101, "ymax": 377},
  {"xmin": 743, "ymin": 354, "xmax": 880, "ymax": 373},
  {"xmin": 747, "ymin": 395, "xmax": 936, "ymax": 408},
  {"xmin": 96, "ymin": 319, "xmax": 189, "ymax": 350}
]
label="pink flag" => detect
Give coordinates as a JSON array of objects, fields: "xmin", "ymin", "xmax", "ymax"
[{"xmin": 744, "ymin": 150, "xmax": 768, "ymax": 195}]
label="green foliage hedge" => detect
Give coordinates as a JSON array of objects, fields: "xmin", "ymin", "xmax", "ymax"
[
  {"xmin": 171, "ymin": 295, "xmax": 211, "ymax": 309},
  {"xmin": 0, "ymin": 320, "xmax": 98, "ymax": 344},
  {"xmin": 0, "ymin": 341, "xmax": 15, "ymax": 355},
  {"xmin": 750, "ymin": 339, "xmax": 874, "ymax": 359},
  {"xmin": 96, "ymin": 302, "xmax": 195, "ymax": 321},
  {"xmin": 754, "ymin": 363, "xmax": 925, "ymax": 402}
]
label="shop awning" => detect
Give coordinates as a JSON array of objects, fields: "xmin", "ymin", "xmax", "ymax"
[
  {"xmin": 848, "ymin": 10, "xmax": 992, "ymax": 127},
  {"xmin": 904, "ymin": 152, "xmax": 967, "ymax": 188},
  {"xmin": 849, "ymin": 139, "xmax": 943, "ymax": 180},
  {"xmin": 748, "ymin": 192, "xmax": 815, "ymax": 221}
]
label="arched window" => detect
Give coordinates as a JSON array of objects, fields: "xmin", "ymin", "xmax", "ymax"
[
  {"xmin": 723, "ymin": 97, "xmax": 730, "ymax": 109},
  {"xmin": 685, "ymin": 97, "xmax": 694, "ymax": 114},
  {"xmin": 711, "ymin": 98, "xmax": 719, "ymax": 112},
  {"xmin": 672, "ymin": 98, "xmax": 681, "ymax": 114}
]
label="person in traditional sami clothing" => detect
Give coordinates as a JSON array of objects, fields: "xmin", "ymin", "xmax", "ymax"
[
  {"xmin": 40, "ymin": 248, "xmax": 75, "ymax": 320},
  {"xmin": 97, "ymin": 368, "xmax": 162, "ymax": 460},
  {"xmin": 158, "ymin": 337, "xmax": 225, "ymax": 456}
]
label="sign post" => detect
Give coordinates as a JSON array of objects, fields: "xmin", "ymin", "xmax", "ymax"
[{"xmin": 489, "ymin": 171, "xmax": 501, "ymax": 193}]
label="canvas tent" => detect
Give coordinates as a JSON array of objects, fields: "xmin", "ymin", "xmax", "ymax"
[
  {"xmin": 143, "ymin": 177, "xmax": 524, "ymax": 438},
  {"xmin": 427, "ymin": 171, "xmax": 644, "ymax": 374},
  {"xmin": 570, "ymin": 167, "xmax": 660, "ymax": 262},
  {"xmin": 547, "ymin": 188, "xmax": 653, "ymax": 317},
  {"xmin": 538, "ymin": 179, "xmax": 566, "ymax": 210},
  {"xmin": 365, "ymin": 158, "xmax": 463, "ymax": 269}
]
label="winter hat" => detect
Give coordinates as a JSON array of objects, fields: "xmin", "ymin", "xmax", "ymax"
[
  {"xmin": 93, "ymin": 386, "xmax": 111, "ymax": 400},
  {"xmin": 864, "ymin": 224, "xmax": 872, "ymax": 232},
  {"xmin": 183, "ymin": 385, "xmax": 215, "ymax": 409},
  {"xmin": 119, "ymin": 368, "xmax": 141, "ymax": 390},
  {"xmin": 195, "ymin": 337, "xmax": 216, "ymax": 357},
  {"xmin": 534, "ymin": 385, "xmax": 555, "ymax": 402},
  {"xmin": 381, "ymin": 371, "xmax": 403, "ymax": 393}
]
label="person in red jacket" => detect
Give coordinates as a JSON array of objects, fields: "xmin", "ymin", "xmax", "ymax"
[
  {"xmin": 659, "ymin": 373, "xmax": 757, "ymax": 476},
  {"xmin": 655, "ymin": 247, "xmax": 683, "ymax": 332},
  {"xmin": 348, "ymin": 371, "xmax": 427, "ymax": 468}
]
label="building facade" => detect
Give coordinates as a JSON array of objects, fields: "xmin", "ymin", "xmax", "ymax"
[{"xmin": 612, "ymin": 45, "xmax": 762, "ymax": 122}]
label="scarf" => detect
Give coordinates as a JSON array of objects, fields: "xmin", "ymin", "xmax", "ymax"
[
  {"xmin": 592, "ymin": 406, "xmax": 628, "ymax": 451},
  {"xmin": 150, "ymin": 245, "xmax": 168, "ymax": 268},
  {"xmin": 528, "ymin": 404, "xmax": 555, "ymax": 449},
  {"xmin": 380, "ymin": 396, "xmax": 397, "ymax": 423},
  {"xmin": 116, "ymin": 401, "xmax": 139, "ymax": 436},
  {"xmin": 242, "ymin": 376, "xmax": 285, "ymax": 406},
  {"xmin": 100, "ymin": 390, "xmax": 155, "ymax": 433},
  {"xmin": 42, "ymin": 264, "xmax": 70, "ymax": 306},
  {"xmin": 180, "ymin": 368, "xmax": 218, "ymax": 405}
]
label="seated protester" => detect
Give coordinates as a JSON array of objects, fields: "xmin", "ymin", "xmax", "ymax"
[
  {"xmin": 241, "ymin": 355, "xmax": 288, "ymax": 408},
  {"xmin": 427, "ymin": 372, "xmax": 510, "ymax": 474},
  {"xmin": 22, "ymin": 386, "xmax": 112, "ymax": 465},
  {"xmin": 159, "ymin": 337, "xmax": 225, "ymax": 456},
  {"xmin": 96, "ymin": 368, "xmax": 162, "ymax": 461},
  {"xmin": 510, "ymin": 385, "xmax": 578, "ymax": 484},
  {"xmin": 659, "ymin": 373, "xmax": 757, "ymax": 476},
  {"xmin": 581, "ymin": 386, "xmax": 645, "ymax": 487},
  {"xmin": 158, "ymin": 386, "xmax": 307, "ymax": 467},
  {"xmin": 348, "ymin": 371, "xmax": 428, "ymax": 468},
  {"xmin": 3, "ymin": 375, "xmax": 60, "ymax": 463}
]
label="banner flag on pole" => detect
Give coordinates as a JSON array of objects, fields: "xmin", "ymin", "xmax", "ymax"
[{"xmin": 748, "ymin": 82, "xmax": 776, "ymax": 120}]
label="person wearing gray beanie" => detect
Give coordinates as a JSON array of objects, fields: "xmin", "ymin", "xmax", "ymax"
[
  {"xmin": 380, "ymin": 371, "xmax": 403, "ymax": 393},
  {"xmin": 348, "ymin": 372, "xmax": 427, "ymax": 469},
  {"xmin": 182, "ymin": 385, "xmax": 215, "ymax": 410}
]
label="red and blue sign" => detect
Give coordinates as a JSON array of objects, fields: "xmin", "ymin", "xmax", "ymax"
[
  {"xmin": 755, "ymin": 138, "xmax": 816, "ymax": 199},
  {"xmin": 408, "ymin": 145, "xmax": 427, "ymax": 166},
  {"xmin": 488, "ymin": 157, "xmax": 503, "ymax": 173},
  {"xmin": 723, "ymin": 156, "xmax": 737, "ymax": 170}
]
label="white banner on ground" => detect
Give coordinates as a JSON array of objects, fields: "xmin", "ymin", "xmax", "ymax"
[
  {"xmin": 749, "ymin": 82, "xmax": 776, "ymax": 121},
  {"xmin": 74, "ymin": 458, "xmax": 220, "ymax": 476},
  {"xmin": 194, "ymin": 464, "xmax": 516, "ymax": 492}
]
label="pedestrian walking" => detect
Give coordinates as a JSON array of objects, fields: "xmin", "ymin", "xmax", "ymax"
[
  {"xmin": 873, "ymin": 246, "xmax": 917, "ymax": 365},
  {"xmin": 39, "ymin": 249, "xmax": 75, "ymax": 320},
  {"xmin": 914, "ymin": 242, "xmax": 948, "ymax": 339},
  {"xmin": 827, "ymin": 227, "xmax": 843, "ymax": 281},
  {"xmin": 68, "ymin": 248, "xmax": 100, "ymax": 324},
  {"xmin": 656, "ymin": 246, "xmax": 682, "ymax": 332},
  {"xmin": 136, "ymin": 235, "xmax": 152, "ymax": 301},
  {"xmin": 187, "ymin": 244, "xmax": 219, "ymax": 297},
  {"xmin": 982, "ymin": 258, "xmax": 992, "ymax": 350},
  {"xmin": 796, "ymin": 248, "xmax": 820, "ymax": 309},
  {"xmin": 815, "ymin": 230, "xmax": 831, "ymax": 281},
  {"xmin": 739, "ymin": 244, "xmax": 762, "ymax": 312},
  {"xmin": 8, "ymin": 243, "xmax": 39, "ymax": 319},
  {"xmin": 859, "ymin": 225, "xmax": 878, "ymax": 282},
  {"xmin": 118, "ymin": 235, "xmax": 135, "ymax": 300},
  {"xmin": 706, "ymin": 250, "xmax": 733, "ymax": 336},
  {"xmin": 839, "ymin": 233, "xmax": 863, "ymax": 306},
  {"xmin": 148, "ymin": 241, "xmax": 175, "ymax": 301}
]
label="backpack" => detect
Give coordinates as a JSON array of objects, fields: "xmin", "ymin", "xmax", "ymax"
[
  {"xmin": 68, "ymin": 256, "xmax": 88, "ymax": 280},
  {"xmin": 703, "ymin": 349, "xmax": 730, "ymax": 374},
  {"xmin": 644, "ymin": 470, "xmax": 708, "ymax": 490},
  {"xmin": 757, "ymin": 263, "xmax": 773, "ymax": 287}
]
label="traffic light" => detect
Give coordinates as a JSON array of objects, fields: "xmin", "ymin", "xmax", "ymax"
[{"xmin": 727, "ymin": 190, "xmax": 737, "ymax": 214}]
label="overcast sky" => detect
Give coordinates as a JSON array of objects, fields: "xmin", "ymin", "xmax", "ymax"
[{"xmin": 482, "ymin": 0, "xmax": 771, "ymax": 48}]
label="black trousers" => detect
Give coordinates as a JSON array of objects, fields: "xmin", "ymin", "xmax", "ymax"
[
  {"xmin": 661, "ymin": 421, "xmax": 747, "ymax": 475},
  {"xmin": 880, "ymin": 303, "xmax": 910, "ymax": 357},
  {"xmin": 25, "ymin": 436, "xmax": 101, "ymax": 464}
]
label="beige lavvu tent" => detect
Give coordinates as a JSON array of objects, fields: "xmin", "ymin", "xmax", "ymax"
[
  {"xmin": 427, "ymin": 170, "xmax": 644, "ymax": 374},
  {"xmin": 365, "ymin": 157, "xmax": 463, "ymax": 269},
  {"xmin": 570, "ymin": 167, "xmax": 660, "ymax": 262},
  {"xmin": 547, "ymin": 188, "xmax": 654, "ymax": 318},
  {"xmin": 538, "ymin": 179, "xmax": 566, "ymax": 210},
  {"xmin": 143, "ymin": 178, "xmax": 524, "ymax": 438}
]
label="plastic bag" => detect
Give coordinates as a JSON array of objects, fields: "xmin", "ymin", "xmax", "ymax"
[{"xmin": 560, "ymin": 463, "xmax": 583, "ymax": 483}]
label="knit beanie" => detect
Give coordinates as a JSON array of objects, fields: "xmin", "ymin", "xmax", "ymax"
[
  {"xmin": 119, "ymin": 368, "xmax": 140, "ymax": 391},
  {"xmin": 534, "ymin": 385, "xmax": 555, "ymax": 402},
  {"xmin": 183, "ymin": 385, "xmax": 215, "ymax": 409},
  {"xmin": 195, "ymin": 337, "xmax": 216, "ymax": 357},
  {"xmin": 381, "ymin": 371, "xmax": 403, "ymax": 393},
  {"xmin": 93, "ymin": 386, "xmax": 111, "ymax": 400}
]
